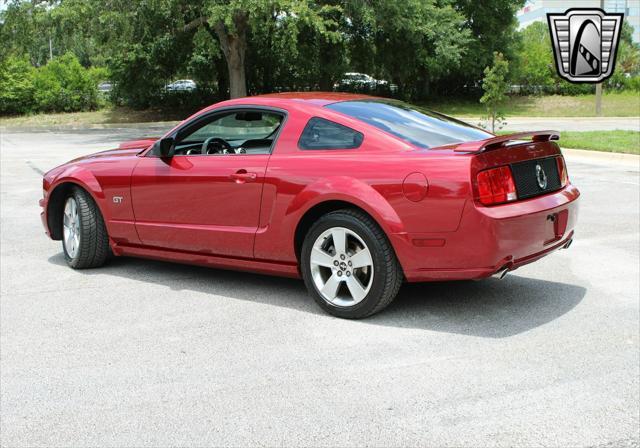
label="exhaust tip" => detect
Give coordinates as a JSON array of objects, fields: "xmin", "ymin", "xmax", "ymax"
[
  {"xmin": 563, "ymin": 239, "xmax": 573, "ymax": 249},
  {"xmin": 492, "ymin": 267, "xmax": 509, "ymax": 280}
]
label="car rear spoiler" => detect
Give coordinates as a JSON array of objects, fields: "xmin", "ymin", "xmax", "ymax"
[{"xmin": 453, "ymin": 130, "xmax": 560, "ymax": 154}]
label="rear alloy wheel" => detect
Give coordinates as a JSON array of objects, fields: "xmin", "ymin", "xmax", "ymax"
[
  {"xmin": 309, "ymin": 227, "xmax": 374, "ymax": 307},
  {"xmin": 62, "ymin": 187, "xmax": 110, "ymax": 269},
  {"xmin": 301, "ymin": 210, "xmax": 402, "ymax": 318}
]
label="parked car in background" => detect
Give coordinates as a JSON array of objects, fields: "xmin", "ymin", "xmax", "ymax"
[
  {"xmin": 38, "ymin": 92, "xmax": 579, "ymax": 319},
  {"xmin": 334, "ymin": 72, "xmax": 397, "ymax": 93},
  {"xmin": 97, "ymin": 82, "xmax": 113, "ymax": 96},
  {"xmin": 165, "ymin": 79, "xmax": 197, "ymax": 92},
  {"xmin": 335, "ymin": 72, "xmax": 377, "ymax": 90}
]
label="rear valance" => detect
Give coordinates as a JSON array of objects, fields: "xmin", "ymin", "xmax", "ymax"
[{"xmin": 453, "ymin": 130, "xmax": 560, "ymax": 154}]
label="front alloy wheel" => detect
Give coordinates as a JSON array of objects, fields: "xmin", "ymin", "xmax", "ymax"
[
  {"xmin": 61, "ymin": 187, "xmax": 110, "ymax": 269},
  {"xmin": 63, "ymin": 197, "xmax": 81, "ymax": 259}
]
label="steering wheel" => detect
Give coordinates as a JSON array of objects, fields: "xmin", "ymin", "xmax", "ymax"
[{"xmin": 202, "ymin": 137, "xmax": 233, "ymax": 155}]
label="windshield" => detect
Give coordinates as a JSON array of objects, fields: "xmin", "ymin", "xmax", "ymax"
[{"xmin": 325, "ymin": 100, "xmax": 492, "ymax": 149}]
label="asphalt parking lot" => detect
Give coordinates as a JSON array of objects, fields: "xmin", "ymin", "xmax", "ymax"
[{"xmin": 1, "ymin": 126, "xmax": 639, "ymax": 447}]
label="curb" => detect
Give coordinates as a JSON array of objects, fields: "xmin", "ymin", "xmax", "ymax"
[{"xmin": 561, "ymin": 147, "xmax": 640, "ymax": 163}]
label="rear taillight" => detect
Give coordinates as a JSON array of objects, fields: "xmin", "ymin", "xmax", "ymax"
[
  {"xmin": 476, "ymin": 166, "xmax": 518, "ymax": 206},
  {"xmin": 556, "ymin": 156, "xmax": 568, "ymax": 187}
]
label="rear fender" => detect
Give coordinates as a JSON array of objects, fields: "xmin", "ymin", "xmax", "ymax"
[
  {"xmin": 286, "ymin": 176, "xmax": 406, "ymax": 246},
  {"xmin": 287, "ymin": 176, "xmax": 405, "ymax": 235}
]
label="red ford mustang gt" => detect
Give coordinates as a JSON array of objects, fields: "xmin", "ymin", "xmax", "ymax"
[{"xmin": 40, "ymin": 92, "xmax": 579, "ymax": 318}]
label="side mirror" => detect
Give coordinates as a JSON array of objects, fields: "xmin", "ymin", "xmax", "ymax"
[{"xmin": 157, "ymin": 137, "xmax": 175, "ymax": 157}]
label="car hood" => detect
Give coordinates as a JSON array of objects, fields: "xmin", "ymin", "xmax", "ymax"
[
  {"xmin": 118, "ymin": 137, "xmax": 158, "ymax": 150},
  {"xmin": 64, "ymin": 137, "xmax": 158, "ymax": 164},
  {"xmin": 67, "ymin": 147, "xmax": 144, "ymax": 164}
]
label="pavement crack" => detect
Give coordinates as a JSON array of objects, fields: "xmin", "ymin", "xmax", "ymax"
[{"xmin": 26, "ymin": 160, "xmax": 45, "ymax": 175}]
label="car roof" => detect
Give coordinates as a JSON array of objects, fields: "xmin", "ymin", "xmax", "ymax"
[{"xmin": 222, "ymin": 92, "xmax": 379, "ymax": 108}]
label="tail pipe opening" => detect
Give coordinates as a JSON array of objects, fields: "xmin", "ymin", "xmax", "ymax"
[{"xmin": 492, "ymin": 266, "xmax": 510, "ymax": 280}]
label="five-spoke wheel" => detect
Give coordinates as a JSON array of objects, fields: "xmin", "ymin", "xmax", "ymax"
[
  {"xmin": 61, "ymin": 187, "xmax": 110, "ymax": 269},
  {"xmin": 62, "ymin": 197, "xmax": 81, "ymax": 259},
  {"xmin": 309, "ymin": 227, "xmax": 374, "ymax": 307},
  {"xmin": 301, "ymin": 209, "xmax": 402, "ymax": 319}
]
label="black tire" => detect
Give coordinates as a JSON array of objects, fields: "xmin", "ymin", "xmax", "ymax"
[
  {"xmin": 62, "ymin": 187, "xmax": 110, "ymax": 269},
  {"xmin": 300, "ymin": 209, "xmax": 403, "ymax": 318}
]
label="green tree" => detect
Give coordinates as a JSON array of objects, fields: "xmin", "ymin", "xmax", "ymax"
[
  {"xmin": 349, "ymin": 0, "xmax": 472, "ymax": 99},
  {"xmin": 93, "ymin": 0, "xmax": 197, "ymax": 108},
  {"xmin": 0, "ymin": 55, "xmax": 36, "ymax": 114},
  {"xmin": 480, "ymin": 51, "xmax": 509, "ymax": 133},
  {"xmin": 0, "ymin": 0, "xmax": 550, "ymax": 110},
  {"xmin": 606, "ymin": 21, "xmax": 640, "ymax": 89},
  {"xmin": 451, "ymin": 0, "xmax": 524, "ymax": 94},
  {"xmin": 511, "ymin": 20, "xmax": 592, "ymax": 95},
  {"xmin": 0, "ymin": 1, "xmax": 55, "ymax": 66},
  {"xmin": 33, "ymin": 53, "xmax": 99, "ymax": 112},
  {"xmin": 510, "ymin": 21, "xmax": 555, "ymax": 93},
  {"xmin": 183, "ymin": 0, "xmax": 342, "ymax": 98},
  {"xmin": 0, "ymin": 0, "xmax": 103, "ymax": 67}
]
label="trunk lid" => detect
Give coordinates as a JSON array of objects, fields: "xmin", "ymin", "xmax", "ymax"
[{"xmin": 462, "ymin": 132, "xmax": 566, "ymax": 204}]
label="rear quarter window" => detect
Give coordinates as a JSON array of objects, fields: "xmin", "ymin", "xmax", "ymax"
[
  {"xmin": 326, "ymin": 100, "xmax": 492, "ymax": 149},
  {"xmin": 298, "ymin": 117, "xmax": 364, "ymax": 150}
]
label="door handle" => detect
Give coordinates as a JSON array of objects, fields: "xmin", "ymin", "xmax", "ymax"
[{"xmin": 230, "ymin": 169, "xmax": 257, "ymax": 183}]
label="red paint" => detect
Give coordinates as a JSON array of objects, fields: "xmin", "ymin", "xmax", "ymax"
[
  {"xmin": 402, "ymin": 172, "xmax": 429, "ymax": 202},
  {"xmin": 40, "ymin": 93, "xmax": 580, "ymax": 282},
  {"xmin": 118, "ymin": 138, "xmax": 158, "ymax": 150},
  {"xmin": 412, "ymin": 238, "xmax": 446, "ymax": 247},
  {"xmin": 453, "ymin": 130, "xmax": 560, "ymax": 153}
]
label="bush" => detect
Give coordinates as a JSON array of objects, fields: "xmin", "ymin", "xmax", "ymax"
[
  {"xmin": 159, "ymin": 88, "xmax": 219, "ymax": 112},
  {"xmin": 554, "ymin": 81, "xmax": 594, "ymax": 96},
  {"xmin": 628, "ymin": 76, "xmax": 640, "ymax": 92},
  {"xmin": 32, "ymin": 53, "xmax": 99, "ymax": 112},
  {"xmin": 0, "ymin": 55, "xmax": 36, "ymax": 115}
]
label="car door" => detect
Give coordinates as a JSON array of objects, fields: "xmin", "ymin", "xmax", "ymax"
[{"xmin": 130, "ymin": 108, "xmax": 284, "ymax": 258}]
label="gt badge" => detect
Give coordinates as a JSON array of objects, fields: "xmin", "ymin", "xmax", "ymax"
[
  {"xmin": 547, "ymin": 8, "xmax": 624, "ymax": 83},
  {"xmin": 113, "ymin": 196, "xmax": 124, "ymax": 204}
]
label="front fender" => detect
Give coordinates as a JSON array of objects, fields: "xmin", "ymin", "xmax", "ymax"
[
  {"xmin": 49, "ymin": 165, "xmax": 106, "ymax": 200},
  {"xmin": 44, "ymin": 166, "xmax": 108, "ymax": 239}
]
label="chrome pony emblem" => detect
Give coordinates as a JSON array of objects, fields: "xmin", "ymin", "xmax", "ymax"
[
  {"xmin": 536, "ymin": 164, "xmax": 548, "ymax": 189},
  {"xmin": 547, "ymin": 8, "xmax": 624, "ymax": 83}
]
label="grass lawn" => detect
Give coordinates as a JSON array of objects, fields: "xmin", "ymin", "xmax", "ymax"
[
  {"xmin": 2, "ymin": 92, "xmax": 638, "ymax": 128},
  {"xmin": 557, "ymin": 130, "xmax": 639, "ymax": 154},
  {"xmin": 428, "ymin": 91, "xmax": 640, "ymax": 117},
  {"xmin": 497, "ymin": 130, "xmax": 639, "ymax": 154},
  {"xmin": 0, "ymin": 107, "xmax": 185, "ymax": 127}
]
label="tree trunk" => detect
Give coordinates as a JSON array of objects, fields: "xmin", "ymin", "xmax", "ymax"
[
  {"xmin": 318, "ymin": 42, "xmax": 334, "ymax": 91},
  {"xmin": 216, "ymin": 57, "xmax": 229, "ymax": 99},
  {"xmin": 213, "ymin": 13, "xmax": 248, "ymax": 99}
]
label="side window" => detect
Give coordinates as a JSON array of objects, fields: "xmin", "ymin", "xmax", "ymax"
[
  {"xmin": 298, "ymin": 117, "xmax": 363, "ymax": 150},
  {"xmin": 171, "ymin": 110, "xmax": 284, "ymax": 156}
]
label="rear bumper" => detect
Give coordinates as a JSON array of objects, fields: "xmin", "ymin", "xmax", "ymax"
[{"xmin": 395, "ymin": 184, "xmax": 580, "ymax": 282}]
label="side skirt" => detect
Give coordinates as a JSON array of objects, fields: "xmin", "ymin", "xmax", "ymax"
[{"xmin": 112, "ymin": 243, "xmax": 301, "ymax": 279}]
